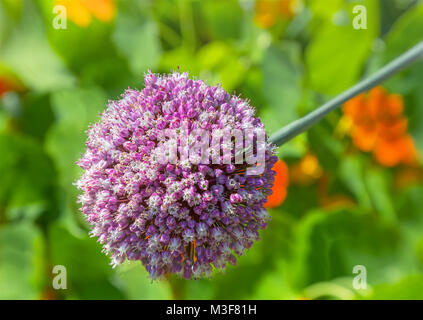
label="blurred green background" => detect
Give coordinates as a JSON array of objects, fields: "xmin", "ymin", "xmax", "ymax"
[{"xmin": 1, "ymin": 0, "xmax": 423, "ymax": 300}]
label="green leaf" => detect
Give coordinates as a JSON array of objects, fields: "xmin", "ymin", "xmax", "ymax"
[
  {"xmin": 6, "ymin": 203, "xmax": 46, "ymax": 222},
  {"xmin": 0, "ymin": 107, "xmax": 8, "ymax": 131},
  {"xmin": 261, "ymin": 42, "xmax": 303, "ymax": 128},
  {"xmin": 0, "ymin": 0, "xmax": 21, "ymax": 48},
  {"xmin": 364, "ymin": 167, "xmax": 396, "ymax": 223},
  {"xmin": 290, "ymin": 209, "xmax": 406, "ymax": 290},
  {"xmin": 159, "ymin": 46, "xmax": 198, "ymax": 75},
  {"xmin": 39, "ymin": 0, "xmax": 114, "ymax": 68},
  {"xmin": 0, "ymin": 0, "xmax": 75, "ymax": 92},
  {"xmin": 0, "ymin": 133, "xmax": 55, "ymax": 208},
  {"xmin": 46, "ymin": 86, "xmax": 106, "ymax": 183},
  {"xmin": 396, "ymin": 185, "xmax": 423, "ymax": 222},
  {"xmin": 48, "ymin": 223, "xmax": 124, "ymax": 299},
  {"xmin": 116, "ymin": 262, "xmax": 172, "ymax": 300},
  {"xmin": 366, "ymin": 3, "xmax": 423, "ymax": 94},
  {"xmin": 39, "ymin": 0, "xmax": 136, "ymax": 95},
  {"xmin": 338, "ymin": 154, "xmax": 372, "ymax": 210},
  {"xmin": 184, "ymin": 278, "xmax": 214, "ymax": 300},
  {"xmin": 249, "ymin": 259, "xmax": 299, "ymax": 299},
  {"xmin": 282, "ymin": 184, "xmax": 320, "ymax": 219},
  {"xmin": 200, "ymin": 0, "xmax": 243, "ymax": 40},
  {"xmin": 306, "ymin": 0, "xmax": 379, "ymax": 95},
  {"xmin": 112, "ymin": 4, "xmax": 161, "ymax": 76},
  {"xmin": 209, "ymin": 212, "xmax": 294, "ymax": 299},
  {"xmin": 308, "ymin": 120, "xmax": 344, "ymax": 172},
  {"xmin": 45, "ymin": 87, "xmax": 107, "ymax": 227},
  {"xmin": 196, "ymin": 42, "xmax": 247, "ymax": 91},
  {"xmin": 303, "ymin": 278, "xmax": 362, "ymax": 300},
  {"xmin": 378, "ymin": 3, "xmax": 423, "ymax": 62},
  {"xmin": 1, "ymin": 0, "xmax": 22, "ymax": 21},
  {"xmin": 410, "ymin": 87, "xmax": 423, "ymax": 152},
  {"xmin": 0, "ymin": 222, "xmax": 45, "ymax": 299},
  {"xmin": 18, "ymin": 93, "xmax": 55, "ymax": 141},
  {"xmin": 308, "ymin": 0, "xmax": 345, "ymax": 21},
  {"xmin": 365, "ymin": 275, "xmax": 423, "ymax": 300}
]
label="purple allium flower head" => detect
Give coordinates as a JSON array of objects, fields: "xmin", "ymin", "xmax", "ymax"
[{"xmin": 76, "ymin": 71, "xmax": 278, "ymax": 280}]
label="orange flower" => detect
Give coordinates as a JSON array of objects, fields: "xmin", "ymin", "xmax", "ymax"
[
  {"xmin": 394, "ymin": 167, "xmax": 422, "ymax": 189},
  {"xmin": 343, "ymin": 86, "xmax": 418, "ymax": 167},
  {"xmin": 0, "ymin": 77, "xmax": 21, "ymax": 97},
  {"xmin": 254, "ymin": 0, "xmax": 300, "ymax": 28},
  {"xmin": 374, "ymin": 134, "xmax": 417, "ymax": 167},
  {"xmin": 0, "ymin": 78, "xmax": 13, "ymax": 97},
  {"xmin": 290, "ymin": 153, "xmax": 323, "ymax": 186},
  {"xmin": 55, "ymin": 0, "xmax": 116, "ymax": 27},
  {"xmin": 264, "ymin": 159, "xmax": 289, "ymax": 208}
]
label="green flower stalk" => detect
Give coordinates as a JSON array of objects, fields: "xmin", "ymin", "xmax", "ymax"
[{"xmin": 269, "ymin": 40, "xmax": 423, "ymax": 147}]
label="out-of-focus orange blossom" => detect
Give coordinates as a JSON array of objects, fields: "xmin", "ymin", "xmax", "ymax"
[
  {"xmin": 264, "ymin": 159, "xmax": 289, "ymax": 208},
  {"xmin": 394, "ymin": 167, "xmax": 422, "ymax": 189},
  {"xmin": 290, "ymin": 153, "xmax": 354, "ymax": 210},
  {"xmin": 254, "ymin": 0, "xmax": 301, "ymax": 28},
  {"xmin": 40, "ymin": 287, "xmax": 59, "ymax": 300},
  {"xmin": 0, "ymin": 76, "xmax": 22, "ymax": 97},
  {"xmin": 0, "ymin": 78, "xmax": 15, "ymax": 97},
  {"xmin": 290, "ymin": 153, "xmax": 323, "ymax": 186},
  {"xmin": 54, "ymin": 0, "xmax": 116, "ymax": 27},
  {"xmin": 343, "ymin": 86, "xmax": 418, "ymax": 167}
]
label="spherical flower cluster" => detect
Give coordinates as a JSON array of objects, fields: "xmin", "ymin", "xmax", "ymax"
[{"xmin": 76, "ymin": 71, "xmax": 278, "ymax": 280}]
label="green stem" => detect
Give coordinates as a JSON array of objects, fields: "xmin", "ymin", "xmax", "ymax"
[{"xmin": 269, "ymin": 40, "xmax": 423, "ymax": 147}]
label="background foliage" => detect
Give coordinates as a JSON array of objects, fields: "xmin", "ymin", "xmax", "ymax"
[{"xmin": 1, "ymin": 0, "xmax": 423, "ymax": 300}]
